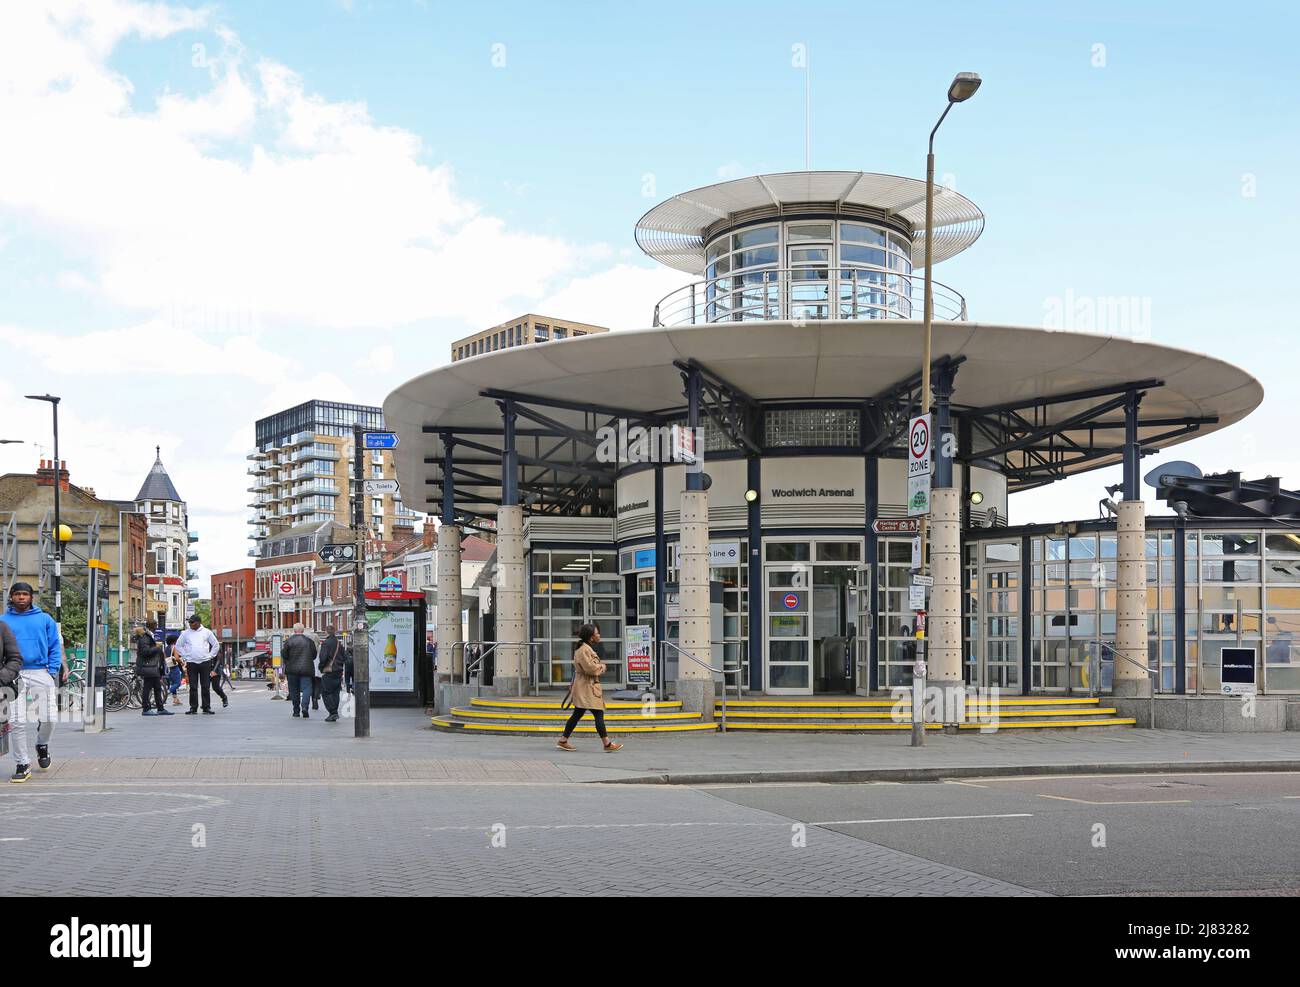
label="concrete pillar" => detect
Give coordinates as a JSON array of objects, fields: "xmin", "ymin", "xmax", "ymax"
[
  {"xmin": 677, "ymin": 489, "xmax": 714, "ymax": 720},
  {"xmin": 494, "ymin": 505, "xmax": 527, "ymax": 696},
  {"xmin": 1114, "ymin": 498, "xmax": 1151, "ymax": 697},
  {"xmin": 929, "ymin": 486, "xmax": 963, "ymax": 721},
  {"xmin": 435, "ymin": 524, "xmax": 462, "ymax": 682}
]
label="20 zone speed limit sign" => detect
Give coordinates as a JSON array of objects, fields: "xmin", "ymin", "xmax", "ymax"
[{"xmin": 908, "ymin": 414, "xmax": 932, "ymax": 477}]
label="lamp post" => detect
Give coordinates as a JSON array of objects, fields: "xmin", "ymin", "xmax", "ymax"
[
  {"xmin": 25, "ymin": 395, "xmax": 67, "ymax": 636},
  {"xmin": 913, "ymin": 73, "xmax": 980, "ymax": 748}
]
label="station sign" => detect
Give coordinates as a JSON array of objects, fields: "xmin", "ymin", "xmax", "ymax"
[
  {"xmin": 709, "ymin": 541, "xmax": 741, "ymax": 565},
  {"xmin": 363, "ymin": 431, "xmax": 400, "ymax": 450},
  {"xmin": 783, "ymin": 593, "xmax": 800, "ymax": 610},
  {"xmin": 1220, "ymin": 647, "xmax": 1257, "ymax": 695},
  {"xmin": 277, "ymin": 581, "xmax": 295, "ymax": 596}
]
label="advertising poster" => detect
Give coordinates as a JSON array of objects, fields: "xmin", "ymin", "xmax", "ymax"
[
  {"xmin": 367, "ymin": 608, "xmax": 416, "ymax": 692},
  {"xmin": 626, "ymin": 624, "xmax": 653, "ymax": 686}
]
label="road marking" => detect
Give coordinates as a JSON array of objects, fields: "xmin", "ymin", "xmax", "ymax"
[
  {"xmin": 812, "ymin": 813, "xmax": 1033, "ymax": 825},
  {"xmin": 1036, "ymin": 794, "xmax": 1192, "ymax": 805},
  {"xmin": 0, "ymin": 837, "xmax": 27, "ymax": 842},
  {"xmin": 944, "ymin": 780, "xmax": 990, "ymax": 789},
  {"xmin": 415, "ymin": 812, "xmax": 1035, "ymax": 833}
]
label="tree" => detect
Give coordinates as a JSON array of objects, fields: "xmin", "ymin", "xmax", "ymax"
[{"xmin": 191, "ymin": 599, "xmax": 211, "ymax": 626}]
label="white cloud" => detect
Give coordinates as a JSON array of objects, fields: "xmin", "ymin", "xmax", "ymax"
[
  {"xmin": 0, "ymin": 2, "xmax": 593, "ymax": 331},
  {"xmin": 361, "ymin": 344, "xmax": 395, "ymax": 372},
  {"xmin": 0, "ymin": 320, "xmax": 295, "ymax": 383}
]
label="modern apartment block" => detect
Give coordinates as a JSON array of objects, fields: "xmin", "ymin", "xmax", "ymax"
[
  {"xmin": 246, "ymin": 400, "xmax": 423, "ymax": 556},
  {"xmin": 450, "ymin": 313, "xmax": 608, "ymax": 362}
]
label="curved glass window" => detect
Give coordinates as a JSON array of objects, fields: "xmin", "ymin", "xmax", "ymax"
[{"xmin": 699, "ymin": 218, "xmax": 922, "ymax": 323}]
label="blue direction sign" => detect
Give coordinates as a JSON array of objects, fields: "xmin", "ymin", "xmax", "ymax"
[{"xmin": 363, "ymin": 431, "xmax": 400, "ymax": 450}]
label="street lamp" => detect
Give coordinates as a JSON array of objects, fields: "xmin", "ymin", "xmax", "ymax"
[
  {"xmin": 914, "ymin": 73, "xmax": 980, "ymax": 748},
  {"xmin": 25, "ymin": 394, "xmax": 65, "ymax": 634}
]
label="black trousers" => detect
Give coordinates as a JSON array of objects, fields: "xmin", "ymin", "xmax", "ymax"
[
  {"xmin": 562, "ymin": 707, "xmax": 607, "ymax": 739},
  {"xmin": 311, "ymin": 676, "xmax": 320, "ymax": 709},
  {"xmin": 140, "ymin": 674, "xmax": 166, "ymax": 712},
  {"xmin": 321, "ymin": 672, "xmax": 342, "ymax": 716},
  {"xmin": 209, "ymin": 668, "xmax": 227, "ymax": 704},
  {"xmin": 188, "ymin": 659, "xmax": 213, "ymax": 711}
]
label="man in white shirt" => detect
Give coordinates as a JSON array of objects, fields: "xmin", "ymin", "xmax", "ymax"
[{"xmin": 177, "ymin": 614, "xmax": 221, "ymax": 714}]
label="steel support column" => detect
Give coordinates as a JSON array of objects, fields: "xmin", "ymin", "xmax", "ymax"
[{"xmin": 747, "ymin": 455, "xmax": 763, "ymax": 694}]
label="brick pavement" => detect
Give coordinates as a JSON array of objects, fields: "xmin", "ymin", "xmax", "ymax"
[
  {"xmin": 0, "ymin": 782, "xmax": 1043, "ymax": 896},
  {"xmin": 35, "ymin": 684, "xmax": 1300, "ymax": 784}
]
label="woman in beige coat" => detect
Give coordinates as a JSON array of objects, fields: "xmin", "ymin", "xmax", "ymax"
[{"xmin": 556, "ymin": 624, "xmax": 622, "ymax": 752}]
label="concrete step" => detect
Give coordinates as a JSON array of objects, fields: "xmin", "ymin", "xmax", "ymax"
[
  {"xmin": 722, "ymin": 718, "xmax": 1137, "ymax": 732},
  {"xmin": 430, "ymin": 716, "xmax": 715, "ymax": 735},
  {"xmin": 721, "ymin": 707, "xmax": 1124, "ymax": 721}
]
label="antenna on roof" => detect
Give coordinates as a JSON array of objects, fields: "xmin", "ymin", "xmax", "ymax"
[{"xmin": 805, "ymin": 46, "xmax": 811, "ymax": 169}]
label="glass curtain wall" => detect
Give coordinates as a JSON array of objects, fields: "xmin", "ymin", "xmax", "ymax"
[{"xmin": 702, "ymin": 220, "xmax": 914, "ymax": 324}]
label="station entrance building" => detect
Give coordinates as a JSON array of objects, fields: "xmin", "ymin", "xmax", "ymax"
[{"xmin": 384, "ymin": 171, "xmax": 1287, "ymax": 726}]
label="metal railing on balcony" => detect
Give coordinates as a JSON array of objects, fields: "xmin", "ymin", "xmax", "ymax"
[{"xmin": 652, "ymin": 267, "xmax": 968, "ymax": 327}]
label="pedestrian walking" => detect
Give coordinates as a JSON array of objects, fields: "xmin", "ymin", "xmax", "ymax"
[
  {"xmin": 207, "ymin": 645, "xmax": 229, "ymax": 708},
  {"xmin": 344, "ymin": 642, "xmax": 354, "ymax": 695},
  {"xmin": 177, "ymin": 614, "xmax": 220, "ymax": 715},
  {"xmin": 2, "ymin": 582, "xmax": 63, "ymax": 782},
  {"xmin": 134, "ymin": 621, "xmax": 172, "ymax": 716},
  {"xmin": 282, "ymin": 623, "xmax": 317, "ymax": 719},
  {"xmin": 555, "ymin": 623, "xmax": 622, "ymax": 753},
  {"xmin": 317, "ymin": 625, "xmax": 348, "ymax": 723},
  {"xmin": 166, "ymin": 633, "xmax": 184, "ymax": 705}
]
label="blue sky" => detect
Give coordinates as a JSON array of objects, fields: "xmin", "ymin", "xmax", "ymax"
[{"xmin": 1, "ymin": 0, "xmax": 1297, "ymax": 580}]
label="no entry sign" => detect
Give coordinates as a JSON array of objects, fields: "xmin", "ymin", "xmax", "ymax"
[{"xmin": 783, "ymin": 593, "xmax": 800, "ymax": 610}]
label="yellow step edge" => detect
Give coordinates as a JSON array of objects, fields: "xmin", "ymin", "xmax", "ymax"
[
  {"xmin": 723, "ymin": 707, "xmax": 1121, "ymax": 719},
  {"xmin": 724, "ymin": 721, "xmax": 945, "ymax": 731},
  {"xmin": 452, "ymin": 707, "xmax": 701, "ymax": 722},
  {"xmin": 431, "ymin": 718, "xmax": 716, "ymax": 733},
  {"xmin": 717, "ymin": 697, "xmax": 1101, "ymax": 708},
  {"xmin": 470, "ymin": 698, "xmax": 682, "ymax": 710},
  {"xmin": 956, "ymin": 718, "xmax": 1136, "ymax": 729}
]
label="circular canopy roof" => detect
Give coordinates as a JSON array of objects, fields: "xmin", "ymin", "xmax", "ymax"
[
  {"xmin": 385, "ymin": 322, "xmax": 1262, "ymax": 517},
  {"xmin": 635, "ymin": 171, "xmax": 985, "ymax": 274}
]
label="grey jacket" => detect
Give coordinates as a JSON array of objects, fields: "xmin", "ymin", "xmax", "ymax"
[{"xmin": 281, "ymin": 633, "xmax": 318, "ymax": 677}]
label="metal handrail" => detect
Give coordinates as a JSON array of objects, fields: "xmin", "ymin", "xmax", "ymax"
[
  {"xmin": 651, "ymin": 266, "xmax": 968, "ymax": 327},
  {"xmin": 1089, "ymin": 640, "xmax": 1157, "ymax": 728},
  {"xmin": 657, "ymin": 639, "xmax": 744, "ymax": 732}
]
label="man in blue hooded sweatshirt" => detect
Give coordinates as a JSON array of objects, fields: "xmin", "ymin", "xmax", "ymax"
[{"xmin": 2, "ymin": 582, "xmax": 63, "ymax": 783}]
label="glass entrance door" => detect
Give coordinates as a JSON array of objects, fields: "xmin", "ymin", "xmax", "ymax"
[
  {"xmin": 764, "ymin": 562, "xmax": 861, "ymax": 694},
  {"xmin": 787, "ymin": 227, "xmax": 832, "ymax": 321},
  {"xmin": 766, "ymin": 566, "xmax": 811, "ymax": 693}
]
